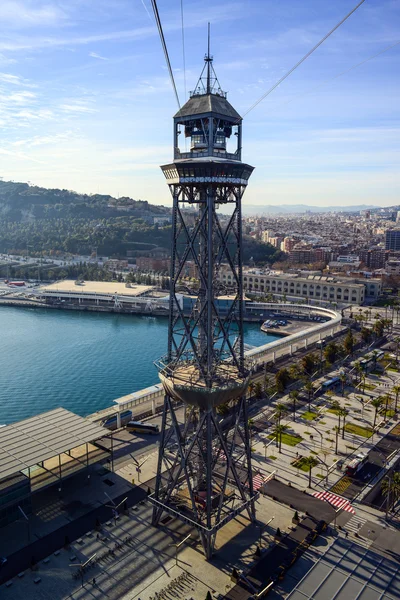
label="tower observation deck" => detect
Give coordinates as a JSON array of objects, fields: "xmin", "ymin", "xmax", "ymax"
[{"xmin": 150, "ymin": 45, "xmax": 256, "ymax": 559}]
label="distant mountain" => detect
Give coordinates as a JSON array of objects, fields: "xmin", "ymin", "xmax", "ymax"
[
  {"xmin": 243, "ymin": 204, "xmax": 378, "ymax": 216},
  {"xmin": 0, "ymin": 179, "xmax": 170, "ymax": 222}
]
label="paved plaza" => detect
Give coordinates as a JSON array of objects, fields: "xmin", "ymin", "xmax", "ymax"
[{"xmin": 0, "ymin": 496, "xmax": 294, "ymax": 600}]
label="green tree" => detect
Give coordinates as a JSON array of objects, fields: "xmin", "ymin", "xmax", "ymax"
[
  {"xmin": 304, "ymin": 381, "xmax": 315, "ymax": 411},
  {"xmin": 339, "ymin": 408, "xmax": 349, "ymax": 439},
  {"xmin": 392, "ymin": 385, "xmax": 400, "ymax": 413},
  {"xmin": 324, "ymin": 342, "xmax": 338, "ymax": 364},
  {"xmin": 275, "ymin": 368, "xmax": 290, "ymax": 393},
  {"xmin": 289, "ymin": 390, "xmax": 299, "ymax": 421},
  {"xmin": 382, "ymin": 472, "xmax": 400, "ymax": 514},
  {"xmin": 274, "ymin": 402, "xmax": 287, "ymax": 425},
  {"xmin": 303, "ymin": 455, "xmax": 319, "ymax": 488},
  {"xmin": 344, "ymin": 330, "xmax": 354, "ymax": 355},
  {"xmin": 254, "ymin": 381, "xmax": 263, "ymax": 399},
  {"xmin": 301, "ymin": 353, "xmax": 316, "ymax": 376},
  {"xmin": 371, "ymin": 397, "xmax": 383, "ymax": 429},
  {"xmin": 273, "ymin": 423, "xmax": 289, "ymax": 453}
]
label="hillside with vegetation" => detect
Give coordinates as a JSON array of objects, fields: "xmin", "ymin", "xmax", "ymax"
[{"xmin": 0, "ymin": 180, "xmax": 282, "ymax": 265}]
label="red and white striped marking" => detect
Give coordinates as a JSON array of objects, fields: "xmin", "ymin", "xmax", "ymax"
[
  {"xmin": 312, "ymin": 491, "xmax": 355, "ymax": 514},
  {"xmin": 252, "ymin": 473, "xmax": 267, "ymax": 491}
]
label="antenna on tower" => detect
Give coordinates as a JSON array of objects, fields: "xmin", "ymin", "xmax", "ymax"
[{"xmin": 206, "ymin": 22, "xmax": 211, "ymax": 94}]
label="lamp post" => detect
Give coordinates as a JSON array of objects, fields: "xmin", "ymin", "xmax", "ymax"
[
  {"xmin": 69, "ymin": 553, "xmax": 97, "ymax": 588},
  {"xmin": 169, "ymin": 533, "xmax": 191, "ymax": 566},
  {"xmin": 105, "ymin": 494, "xmax": 128, "ymax": 525}
]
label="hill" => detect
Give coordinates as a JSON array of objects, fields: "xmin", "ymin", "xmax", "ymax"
[
  {"xmin": 0, "ymin": 179, "xmax": 170, "ymax": 222},
  {"xmin": 0, "ymin": 180, "xmax": 281, "ymax": 265}
]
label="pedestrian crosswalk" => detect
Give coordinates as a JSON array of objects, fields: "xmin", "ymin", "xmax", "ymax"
[
  {"xmin": 345, "ymin": 514, "xmax": 366, "ymax": 534},
  {"xmin": 312, "ymin": 490, "xmax": 356, "ymax": 514},
  {"xmin": 252, "ymin": 473, "xmax": 266, "ymax": 490}
]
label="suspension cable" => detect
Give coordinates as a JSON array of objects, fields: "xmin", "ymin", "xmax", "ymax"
[
  {"xmin": 150, "ymin": 0, "xmax": 181, "ymax": 108},
  {"xmin": 180, "ymin": 0, "xmax": 187, "ymax": 100},
  {"xmin": 242, "ymin": 0, "xmax": 367, "ymax": 118},
  {"xmin": 266, "ymin": 39, "xmax": 400, "ymax": 116}
]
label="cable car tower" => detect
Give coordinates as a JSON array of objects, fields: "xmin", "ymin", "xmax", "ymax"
[{"xmin": 150, "ymin": 38, "xmax": 256, "ymax": 559}]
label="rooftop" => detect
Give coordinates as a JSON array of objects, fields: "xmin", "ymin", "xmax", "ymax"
[
  {"xmin": 0, "ymin": 408, "xmax": 107, "ymax": 480},
  {"xmin": 38, "ymin": 280, "xmax": 154, "ymax": 297}
]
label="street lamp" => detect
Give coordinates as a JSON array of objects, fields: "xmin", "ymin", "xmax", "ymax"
[
  {"xmin": 104, "ymin": 493, "xmax": 128, "ymax": 525},
  {"xmin": 169, "ymin": 533, "xmax": 191, "ymax": 566},
  {"xmin": 69, "ymin": 553, "xmax": 97, "ymax": 588}
]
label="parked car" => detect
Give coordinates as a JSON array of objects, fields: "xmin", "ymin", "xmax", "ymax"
[{"xmin": 0, "ymin": 557, "xmax": 7, "ymax": 569}]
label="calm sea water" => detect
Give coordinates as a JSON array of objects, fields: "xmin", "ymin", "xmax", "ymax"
[{"xmin": 0, "ymin": 307, "xmax": 279, "ymax": 425}]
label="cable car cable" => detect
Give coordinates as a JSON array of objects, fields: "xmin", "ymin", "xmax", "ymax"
[
  {"xmin": 150, "ymin": 0, "xmax": 181, "ymax": 108},
  {"xmin": 241, "ymin": 0, "xmax": 367, "ymax": 119}
]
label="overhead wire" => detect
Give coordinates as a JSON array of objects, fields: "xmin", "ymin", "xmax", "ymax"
[
  {"xmin": 180, "ymin": 0, "xmax": 188, "ymax": 151},
  {"xmin": 180, "ymin": 0, "xmax": 187, "ymax": 100},
  {"xmin": 150, "ymin": 0, "xmax": 181, "ymax": 108},
  {"xmin": 265, "ymin": 39, "xmax": 400, "ymax": 116},
  {"xmin": 242, "ymin": 0, "xmax": 367, "ymax": 118}
]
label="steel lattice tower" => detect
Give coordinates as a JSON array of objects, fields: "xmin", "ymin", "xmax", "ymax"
[{"xmin": 150, "ymin": 46, "xmax": 256, "ymax": 559}]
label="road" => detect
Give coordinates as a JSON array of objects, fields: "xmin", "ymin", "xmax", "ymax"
[{"xmin": 330, "ymin": 421, "xmax": 400, "ymax": 500}]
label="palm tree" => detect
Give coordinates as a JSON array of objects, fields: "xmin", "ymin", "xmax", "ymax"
[
  {"xmin": 254, "ymin": 382, "xmax": 263, "ymax": 399},
  {"xmin": 275, "ymin": 402, "xmax": 287, "ymax": 425},
  {"xmin": 384, "ymin": 393, "xmax": 393, "ymax": 419},
  {"xmin": 371, "ymin": 397, "xmax": 383, "ymax": 429},
  {"xmin": 354, "ymin": 361, "xmax": 363, "ymax": 384},
  {"xmin": 303, "ymin": 455, "xmax": 319, "ymax": 488},
  {"xmin": 382, "ymin": 472, "xmax": 400, "ymax": 516},
  {"xmin": 273, "ymin": 423, "xmax": 289, "ymax": 453},
  {"xmin": 304, "ymin": 381, "xmax": 315, "ymax": 411},
  {"xmin": 339, "ymin": 408, "xmax": 349, "ymax": 439},
  {"xmin": 393, "ymin": 385, "xmax": 400, "ymax": 413},
  {"xmin": 339, "ymin": 372, "xmax": 346, "ymax": 396},
  {"xmin": 334, "ymin": 425, "xmax": 340, "ymax": 455},
  {"xmin": 289, "ymin": 390, "xmax": 299, "ymax": 421}
]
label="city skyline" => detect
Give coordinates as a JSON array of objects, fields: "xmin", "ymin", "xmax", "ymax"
[{"xmin": 0, "ymin": 0, "xmax": 399, "ymax": 206}]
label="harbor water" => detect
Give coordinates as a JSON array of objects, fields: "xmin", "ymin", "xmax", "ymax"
[{"xmin": 0, "ymin": 307, "xmax": 280, "ymax": 425}]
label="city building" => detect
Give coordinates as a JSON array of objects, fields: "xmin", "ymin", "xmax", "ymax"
[
  {"xmin": 219, "ymin": 269, "xmax": 370, "ymax": 304},
  {"xmin": 136, "ymin": 256, "xmax": 170, "ymax": 271},
  {"xmin": 385, "ymin": 229, "xmax": 400, "ymax": 251}
]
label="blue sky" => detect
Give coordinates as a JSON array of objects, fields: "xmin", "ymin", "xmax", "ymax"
[{"xmin": 0, "ymin": 0, "xmax": 399, "ymax": 207}]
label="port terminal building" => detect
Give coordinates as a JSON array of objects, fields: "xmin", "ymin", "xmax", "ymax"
[{"xmin": 0, "ymin": 408, "xmax": 111, "ymax": 528}]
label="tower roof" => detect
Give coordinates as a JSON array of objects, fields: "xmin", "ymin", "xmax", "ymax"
[
  {"xmin": 174, "ymin": 93, "xmax": 241, "ymax": 120},
  {"xmin": 174, "ymin": 26, "xmax": 241, "ymax": 122}
]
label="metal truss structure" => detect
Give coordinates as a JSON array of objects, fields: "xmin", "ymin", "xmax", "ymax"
[{"xmin": 150, "ymin": 48, "xmax": 256, "ymax": 559}]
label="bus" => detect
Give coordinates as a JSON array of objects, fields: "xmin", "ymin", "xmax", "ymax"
[
  {"xmin": 345, "ymin": 452, "xmax": 368, "ymax": 477},
  {"xmin": 126, "ymin": 421, "xmax": 159, "ymax": 435},
  {"xmin": 101, "ymin": 410, "xmax": 132, "ymax": 430},
  {"xmin": 321, "ymin": 376, "xmax": 340, "ymax": 392}
]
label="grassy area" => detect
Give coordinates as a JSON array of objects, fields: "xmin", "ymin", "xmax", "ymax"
[
  {"xmin": 302, "ymin": 411, "xmax": 318, "ymax": 421},
  {"xmin": 268, "ymin": 432, "xmax": 303, "ymax": 447},
  {"xmin": 326, "ymin": 438, "xmax": 334, "ymax": 442},
  {"xmin": 328, "ymin": 408, "xmax": 340, "ymax": 416},
  {"xmin": 319, "ymin": 420, "xmax": 327, "ymax": 425},
  {"xmin": 316, "ymin": 473, "xmax": 325, "ymax": 479},
  {"xmin": 269, "ymin": 455, "xmax": 278, "ymax": 460},
  {"xmin": 387, "ymin": 367, "xmax": 399, "ymax": 373},
  {"xmin": 345, "ymin": 422, "xmax": 373, "ymax": 438},
  {"xmin": 294, "ymin": 457, "xmax": 314, "ymax": 472},
  {"xmin": 363, "ymin": 383, "xmax": 377, "ymax": 391},
  {"xmin": 382, "ymin": 409, "xmax": 396, "ymax": 418}
]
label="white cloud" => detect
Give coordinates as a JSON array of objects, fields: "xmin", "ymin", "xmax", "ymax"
[
  {"xmin": 59, "ymin": 102, "xmax": 98, "ymax": 114},
  {"xmin": 89, "ymin": 52, "xmax": 108, "ymax": 61},
  {"xmin": 0, "ymin": 1, "xmax": 66, "ymax": 28}
]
